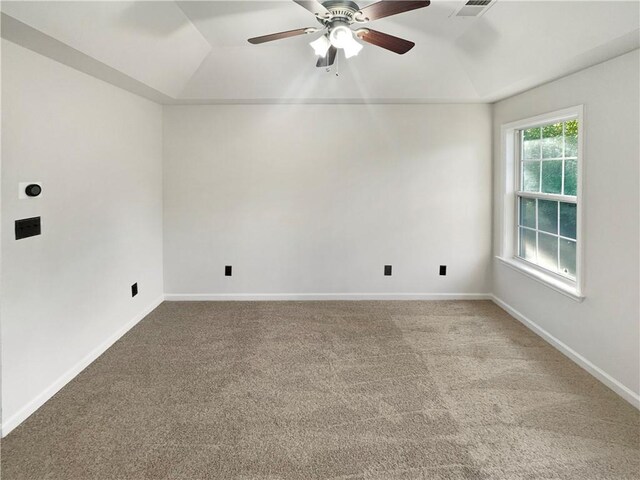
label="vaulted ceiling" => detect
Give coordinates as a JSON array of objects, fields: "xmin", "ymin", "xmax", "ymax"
[{"xmin": 2, "ymin": 1, "xmax": 639, "ymax": 103}]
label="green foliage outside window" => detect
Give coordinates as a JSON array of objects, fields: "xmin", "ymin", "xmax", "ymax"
[{"xmin": 521, "ymin": 119, "xmax": 578, "ymax": 196}]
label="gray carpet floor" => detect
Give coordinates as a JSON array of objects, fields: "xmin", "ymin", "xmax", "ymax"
[{"xmin": 2, "ymin": 301, "xmax": 639, "ymax": 479}]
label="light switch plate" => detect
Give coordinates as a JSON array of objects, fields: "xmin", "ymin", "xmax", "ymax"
[{"xmin": 19, "ymin": 182, "xmax": 42, "ymax": 199}]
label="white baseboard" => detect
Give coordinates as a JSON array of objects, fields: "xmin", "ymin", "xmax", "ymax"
[
  {"xmin": 1, "ymin": 295, "xmax": 165, "ymax": 437},
  {"xmin": 490, "ymin": 295, "xmax": 640, "ymax": 410},
  {"xmin": 164, "ymin": 293, "xmax": 493, "ymax": 301}
]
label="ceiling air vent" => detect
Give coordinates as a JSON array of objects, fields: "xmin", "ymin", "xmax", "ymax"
[{"xmin": 454, "ymin": 0, "xmax": 495, "ymax": 17}]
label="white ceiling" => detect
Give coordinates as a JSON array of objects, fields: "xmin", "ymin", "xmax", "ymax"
[{"xmin": 2, "ymin": 0, "xmax": 639, "ymax": 103}]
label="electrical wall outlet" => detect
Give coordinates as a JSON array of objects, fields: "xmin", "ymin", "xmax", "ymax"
[
  {"xmin": 225, "ymin": 265, "xmax": 232, "ymax": 276},
  {"xmin": 384, "ymin": 265, "xmax": 392, "ymax": 276},
  {"xmin": 439, "ymin": 265, "xmax": 447, "ymax": 276},
  {"xmin": 131, "ymin": 283, "xmax": 138, "ymax": 297}
]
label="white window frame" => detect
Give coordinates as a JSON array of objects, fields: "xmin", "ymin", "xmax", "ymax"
[{"xmin": 497, "ymin": 105, "xmax": 584, "ymax": 302}]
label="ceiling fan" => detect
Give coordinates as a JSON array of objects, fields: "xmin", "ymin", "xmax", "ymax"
[{"xmin": 247, "ymin": 1, "xmax": 430, "ymax": 68}]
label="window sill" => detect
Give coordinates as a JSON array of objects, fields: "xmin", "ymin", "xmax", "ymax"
[{"xmin": 495, "ymin": 256, "xmax": 584, "ymax": 302}]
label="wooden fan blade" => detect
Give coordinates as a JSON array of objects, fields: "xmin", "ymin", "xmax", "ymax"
[
  {"xmin": 248, "ymin": 28, "xmax": 315, "ymax": 44},
  {"xmin": 316, "ymin": 46, "xmax": 337, "ymax": 67},
  {"xmin": 356, "ymin": 29, "xmax": 415, "ymax": 54},
  {"xmin": 293, "ymin": 0, "xmax": 330, "ymax": 16},
  {"xmin": 358, "ymin": 1, "xmax": 430, "ymax": 21}
]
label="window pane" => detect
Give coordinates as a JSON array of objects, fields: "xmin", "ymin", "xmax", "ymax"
[
  {"xmin": 538, "ymin": 232, "xmax": 558, "ymax": 271},
  {"xmin": 522, "ymin": 161, "xmax": 540, "ymax": 192},
  {"xmin": 538, "ymin": 200, "xmax": 558, "ymax": 234},
  {"xmin": 514, "ymin": 118, "xmax": 579, "ymax": 281},
  {"xmin": 523, "ymin": 127, "xmax": 541, "ymax": 160},
  {"xmin": 565, "ymin": 120, "xmax": 578, "ymax": 157},
  {"xmin": 559, "ymin": 202, "xmax": 576, "ymax": 239},
  {"xmin": 519, "ymin": 227, "xmax": 536, "ymax": 262},
  {"xmin": 560, "ymin": 239, "xmax": 576, "ymax": 279},
  {"xmin": 523, "ymin": 127, "xmax": 541, "ymax": 141},
  {"xmin": 519, "ymin": 197, "xmax": 536, "ymax": 229},
  {"xmin": 564, "ymin": 159, "xmax": 577, "ymax": 196},
  {"xmin": 542, "ymin": 123, "xmax": 563, "ymax": 158},
  {"xmin": 541, "ymin": 160, "xmax": 562, "ymax": 194}
]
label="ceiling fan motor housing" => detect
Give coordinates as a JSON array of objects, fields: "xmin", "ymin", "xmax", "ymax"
[{"xmin": 318, "ymin": 0, "xmax": 362, "ymax": 24}]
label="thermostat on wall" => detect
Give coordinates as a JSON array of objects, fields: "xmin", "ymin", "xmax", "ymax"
[{"xmin": 18, "ymin": 182, "xmax": 42, "ymax": 199}]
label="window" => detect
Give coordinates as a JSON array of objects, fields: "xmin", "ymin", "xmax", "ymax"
[
  {"xmin": 498, "ymin": 106, "xmax": 583, "ymax": 301},
  {"xmin": 517, "ymin": 119, "xmax": 578, "ymax": 279}
]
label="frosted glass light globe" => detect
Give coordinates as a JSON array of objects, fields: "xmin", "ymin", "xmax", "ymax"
[{"xmin": 329, "ymin": 23, "xmax": 353, "ymax": 48}]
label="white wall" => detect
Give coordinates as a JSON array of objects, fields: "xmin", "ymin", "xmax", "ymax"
[
  {"xmin": 163, "ymin": 104, "xmax": 492, "ymax": 298},
  {"xmin": 492, "ymin": 50, "xmax": 640, "ymax": 403},
  {"xmin": 1, "ymin": 40, "xmax": 164, "ymax": 433}
]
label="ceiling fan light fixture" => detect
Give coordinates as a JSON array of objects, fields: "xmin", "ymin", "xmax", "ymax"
[
  {"xmin": 309, "ymin": 34, "xmax": 331, "ymax": 57},
  {"xmin": 342, "ymin": 37, "xmax": 363, "ymax": 58},
  {"xmin": 329, "ymin": 22, "xmax": 353, "ymax": 48}
]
